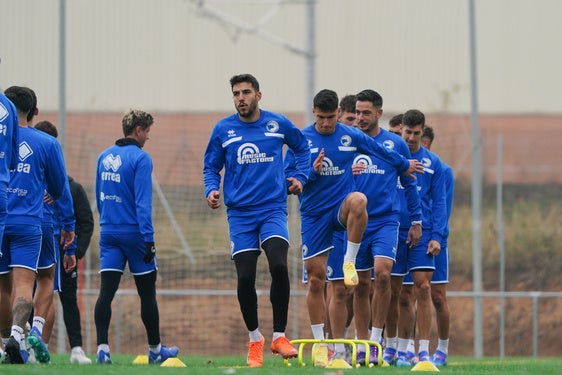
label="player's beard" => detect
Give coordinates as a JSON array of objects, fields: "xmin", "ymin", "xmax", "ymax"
[{"xmin": 236, "ymin": 100, "xmax": 258, "ymax": 119}]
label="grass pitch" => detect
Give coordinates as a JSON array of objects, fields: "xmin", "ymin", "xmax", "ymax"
[{"xmin": 2, "ymin": 355, "xmax": 561, "ymax": 374}]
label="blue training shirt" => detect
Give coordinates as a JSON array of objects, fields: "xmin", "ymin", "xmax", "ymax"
[
  {"xmin": 285, "ymin": 122, "xmax": 410, "ymax": 216},
  {"xmin": 398, "ymin": 146, "xmax": 447, "ymax": 243},
  {"xmin": 354, "ymin": 128, "xmax": 422, "ymax": 222},
  {"xmin": 0, "ymin": 93, "xmax": 19, "ymax": 187},
  {"xmin": 7, "ymin": 126, "xmax": 67, "ymax": 226},
  {"xmin": 96, "ymin": 138, "xmax": 154, "ymax": 243},
  {"xmin": 203, "ymin": 109, "xmax": 310, "ymax": 211}
]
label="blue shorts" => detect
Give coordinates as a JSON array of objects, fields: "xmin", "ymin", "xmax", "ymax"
[
  {"xmin": 0, "ymin": 224, "xmax": 42, "ymax": 273},
  {"xmin": 38, "ymin": 226, "xmax": 56, "ymax": 269},
  {"xmin": 99, "ymin": 232, "xmax": 158, "ymax": 275},
  {"xmin": 327, "ymin": 231, "xmax": 345, "ymax": 281},
  {"xmin": 301, "ymin": 204, "xmax": 346, "ymax": 261},
  {"xmin": 431, "ymin": 246, "xmax": 449, "ymax": 284},
  {"xmin": 391, "ymin": 228, "xmax": 434, "ymax": 276},
  {"xmin": 356, "ymin": 218, "xmax": 399, "ymax": 271},
  {"xmin": 227, "ymin": 208, "xmax": 289, "ymax": 258}
]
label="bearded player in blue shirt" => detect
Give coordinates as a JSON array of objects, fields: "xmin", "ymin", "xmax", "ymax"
[
  {"xmin": 385, "ymin": 110, "xmax": 447, "ymax": 367},
  {"xmin": 0, "ymin": 86, "xmax": 67, "ymax": 364},
  {"xmin": 349, "ymin": 90, "xmax": 423, "ymax": 366},
  {"xmin": 203, "ymin": 74, "xmax": 310, "ymax": 367},
  {"xmin": 284, "ymin": 89, "xmax": 422, "ymax": 366}
]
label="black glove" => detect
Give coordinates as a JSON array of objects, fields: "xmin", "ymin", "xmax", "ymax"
[{"xmin": 143, "ymin": 242, "xmax": 156, "ymax": 263}]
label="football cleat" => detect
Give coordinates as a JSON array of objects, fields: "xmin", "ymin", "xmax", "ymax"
[
  {"xmin": 431, "ymin": 349, "xmax": 448, "ymax": 366},
  {"xmin": 246, "ymin": 335, "xmax": 264, "ymax": 367},
  {"xmin": 3, "ymin": 336, "xmax": 28, "ymax": 364},
  {"xmin": 343, "ymin": 261, "xmax": 359, "ymax": 287},
  {"xmin": 70, "ymin": 347, "xmax": 92, "ymax": 364},
  {"xmin": 395, "ymin": 351, "xmax": 413, "ymax": 367},
  {"xmin": 96, "ymin": 350, "xmax": 112, "ymax": 364},
  {"xmin": 148, "ymin": 344, "xmax": 180, "ymax": 365},
  {"xmin": 312, "ymin": 343, "xmax": 329, "ymax": 367},
  {"xmin": 27, "ymin": 327, "xmax": 50, "ymax": 363},
  {"xmin": 270, "ymin": 336, "xmax": 297, "ymax": 359}
]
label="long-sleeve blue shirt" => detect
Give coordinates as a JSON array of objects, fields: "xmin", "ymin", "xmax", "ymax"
[
  {"xmin": 96, "ymin": 138, "xmax": 154, "ymax": 242},
  {"xmin": 354, "ymin": 128, "xmax": 422, "ymax": 222},
  {"xmin": 0, "ymin": 93, "xmax": 19, "ymax": 187},
  {"xmin": 7, "ymin": 126, "xmax": 67, "ymax": 226},
  {"xmin": 203, "ymin": 110, "xmax": 310, "ymax": 211},
  {"xmin": 441, "ymin": 161, "xmax": 455, "ymax": 241},
  {"xmin": 398, "ymin": 146, "xmax": 447, "ymax": 243},
  {"xmin": 285, "ymin": 122, "xmax": 410, "ymax": 216}
]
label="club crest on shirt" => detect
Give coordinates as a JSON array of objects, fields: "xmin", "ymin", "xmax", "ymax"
[
  {"xmin": 0, "ymin": 102, "xmax": 8, "ymax": 123},
  {"xmin": 340, "ymin": 135, "xmax": 352, "ymax": 147},
  {"xmin": 236, "ymin": 142, "xmax": 273, "ymax": 164},
  {"xmin": 382, "ymin": 139, "xmax": 395, "ymax": 149},
  {"xmin": 266, "ymin": 120, "xmax": 279, "ymax": 133}
]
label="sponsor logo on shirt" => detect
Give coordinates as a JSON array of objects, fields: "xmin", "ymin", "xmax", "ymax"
[
  {"xmin": 99, "ymin": 191, "xmax": 122, "ymax": 203},
  {"xmin": 101, "ymin": 154, "xmax": 122, "ymax": 182},
  {"xmin": 0, "ymin": 102, "xmax": 8, "ymax": 123},
  {"xmin": 353, "ymin": 154, "xmax": 386, "ymax": 175},
  {"xmin": 236, "ymin": 143, "xmax": 274, "ymax": 164},
  {"xmin": 320, "ymin": 157, "xmax": 344, "ymax": 176}
]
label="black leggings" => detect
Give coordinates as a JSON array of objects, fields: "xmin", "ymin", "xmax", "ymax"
[
  {"xmin": 94, "ymin": 270, "xmax": 160, "ymax": 346},
  {"xmin": 233, "ymin": 237, "xmax": 290, "ymax": 333}
]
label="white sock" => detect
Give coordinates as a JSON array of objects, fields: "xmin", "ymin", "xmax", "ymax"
[
  {"xmin": 343, "ymin": 326, "xmax": 350, "ymax": 339},
  {"xmin": 97, "ymin": 344, "xmax": 110, "ymax": 353},
  {"xmin": 344, "ymin": 241, "xmax": 361, "ymax": 263},
  {"xmin": 10, "ymin": 326, "xmax": 24, "ymax": 348},
  {"xmin": 32, "ymin": 316, "xmax": 46, "ymax": 334},
  {"xmin": 370, "ymin": 327, "xmax": 383, "ymax": 343},
  {"xmin": 437, "ymin": 338, "xmax": 449, "ymax": 354},
  {"xmin": 418, "ymin": 339, "xmax": 430, "ymax": 354},
  {"xmin": 397, "ymin": 338, "xmax": 409, "ymax": 353},
  {"xmin": 71, "ymin": 346, "xmax": 84, "ymax": 354},
  {"xmin": 407, "ymin": 338, "xmax": 415, "ymax": 353},
  {"xmin": 311, "ymin": 323, "xmax": 325, "ymax": 340},
  {"xmin": 334, "ymin": 343, "xmax": 345, "ymax": 354},
  {"xmin": 386, "ymin": 336, "xmax": 398, "ymax": 350},
  {"xmin": 272, "ymin": 332, "xmax": 285, "ymax": 341},
  {"xmin": 249, "ymin": 328, "xmax": 262, "ymax": 342},
  {"xmin": 149, "ymin": 343, "xmax": 161, "ymax": 353}
]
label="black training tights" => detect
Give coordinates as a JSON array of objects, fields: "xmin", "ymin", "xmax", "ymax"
[
  {"xmin": 233, "ymin": 237, "xmax": 290, "ymax": 333},
  {"xmin": 95, "ymin": 271, "xmax": 160, "ymax": 346}
]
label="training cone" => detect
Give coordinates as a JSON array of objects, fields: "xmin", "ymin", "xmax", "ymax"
[
  {"xmin": 161, "ymin": 357, "xmax": 186, "ymax": 367},
  {"xmin": 325, "ymin": 359, "xmax": 352, "ymax": 369},
  {"xmin": 132, "ymin": 355, "xmax": 148, "ymax": 364},
  {"xmin": 411, "ymin": 361, "xmax": 440, "ymax": 372}
]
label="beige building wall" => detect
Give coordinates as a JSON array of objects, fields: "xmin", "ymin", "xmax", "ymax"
[{"xmin": 1, "ymin": 0, "xmax": 561, "ymax": 115}]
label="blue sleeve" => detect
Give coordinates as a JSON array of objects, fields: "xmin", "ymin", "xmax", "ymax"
[
  {"xmin": 45, "ymin": 141, "xmax": 68, "ymax": 200},
  {"xmin": 55, "ymin": 179, "xmax": 76, "ymax": 233},
  {"xmin": 135, "ymin": 153, "xmax": 154, "ymax": 243},
  {"xmin": 359, "ymin": 132, "xmax": 410, "ymax": 172},
  {"xmin": 398, "ymin": 145, "xmax": 422, "ymax": 223},
  {"xmin": 430, "ymin": 160, "xmax": 447, "ymax": 243},
  {"xmin": 203, "ymin": 126, "xmax": 225, "ymax": 199},
  {"xmin": 284, "ymin": 125, "xmax": 310, "ymax": 187}
]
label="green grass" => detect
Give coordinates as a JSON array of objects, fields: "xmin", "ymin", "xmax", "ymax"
[{"xmin": 4, "ymin": 355, "xmax": 562, "ymax": 375}]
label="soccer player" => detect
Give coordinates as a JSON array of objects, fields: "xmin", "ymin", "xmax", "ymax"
[
  {"xmin": 0, "ymin": 90, "xmax": 19, "ymax": 358},
  {"xmin": 390, "ymin": 110, "xmax": 447, "ymax": 367},
  {"xmin": 388, "ymin": 114, "xmax": 403, "ymax": 136},
  {"xmin": 95, "ymin": 109, "xmax": 179, "ymax": 365},
  {"xmin": 34, "ymin": 120, "xmax": 94, "ymax": 364},
  {"xmin": 351, "ymin": 90, "xmax": 422, "ymax": 366},
  {"xmin": 421, "ymin": 125, "xmax": 454, "ymax": 366},
  {"xmin": 0, "ymin": 86, "xmax": 68, "ymax": 364},
  {"xmin": 284, "ymin": 89, "xmax": 422, "ymax": 366},
  {"xmin": 203, "ymin": 74, "xmax": 308, "ymax": 367}
]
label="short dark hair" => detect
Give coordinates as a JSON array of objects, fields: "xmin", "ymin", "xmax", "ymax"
[
  {"xmin": 35, "ymin": 120, "xmax": 58, "ymax": 138},
  {"xmin": 389, "ymin": 114, "xmax": 403, "ymax": 127},
  {"xmin": 4, "ymin": 86, "xmax": 35, "ymax": 118},
  {"xmin": 356, "ymin": 89, "xmax": 383, "ymax": 108},
  {"xmin": 313, "ymin": 89, "xmax": 339, "ymax": 112},
  {"xmin": 122, "ymin": 109, "xmax": 154, "ymax": 136},
  {"xmin": 402, "ymin": 109, "xmax": 425, "ymax": 128},
  {"xmin": 339, "ymin": 94, "xmax": 357, "ymax": 113},
  {"xmin": 26, "ymin": 88, "xmax": 37, "ymax": 123},
  {"xmin": 230, "ymin": 74, "xmax": 260, "ymax": 91},
  {"xmin": 422, "ymin": 125, "xmax": 435, "ymax": 143}
]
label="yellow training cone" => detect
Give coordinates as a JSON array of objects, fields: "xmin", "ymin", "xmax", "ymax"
[
  {"xmin": 161, "ymin": 357, "xmax": 186, "ymax": 367},
  {"xmin": 411, "ymin": 361, "xmax": 440, "ymax": 372},
  {"xmin": 132, "ymin": 355, "xmax": 148, "ymax": 364}
]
